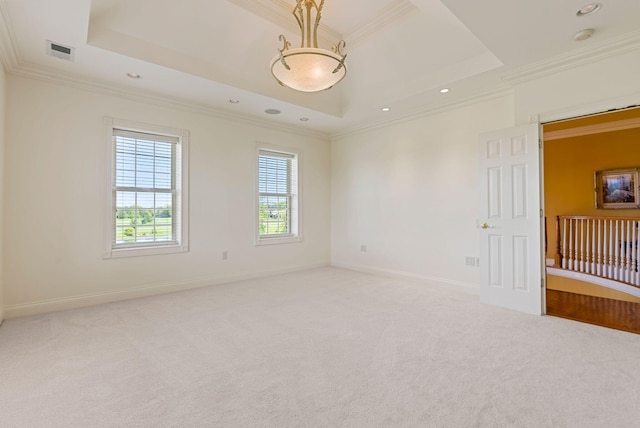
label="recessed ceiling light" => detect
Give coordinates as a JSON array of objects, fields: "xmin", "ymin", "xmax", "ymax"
[
  {"xmin": 126, "ymin": 73, "xmax": 141, "ymax": 79},
  {"xmin": 265, "ymin": 109, "xmax": 281, "ymax": 115},
  {"xmin": 576, "ymin": 3, "xmax": 602, "ymax": 16},
  {"xmin": 229, "ymin": 99, "xmax": 240, "ymax": 104},
  {"xmin": 300, "ymin": 117, "xmax": 309, "ymax": 122},
  {"xmin": 574, "ymin": 28, "xmax": 594, "ymax": 41},
  {"xmin": 381, "ymin": 107, "xmax": 390, "ymax": 112},
  {"xmin": 440, "ymin": 88, "xmax": 450, "ymax": 94}
]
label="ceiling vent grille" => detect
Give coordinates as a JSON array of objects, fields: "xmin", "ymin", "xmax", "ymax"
[{"xmin": 46, "ymin": 40, "xmax": 75, "ymax": 62}]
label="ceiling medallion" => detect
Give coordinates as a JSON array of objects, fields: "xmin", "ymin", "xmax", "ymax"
[{"xmin": 270, "ymin": 0, "xmax": 347, "ymax": 92}]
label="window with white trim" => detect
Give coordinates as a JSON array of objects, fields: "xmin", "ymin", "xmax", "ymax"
[
  {"xmin": 257, "ymin": 147, "xmax": 300, "ymax": 244},
  {"xmin": 105, "ymin": 119, "xmax": 189, "ymax": 258}
]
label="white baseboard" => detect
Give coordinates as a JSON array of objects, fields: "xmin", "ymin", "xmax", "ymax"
[
  {"xmin": 4, "ymin": 261, "xmax": 330, "ymax": 319},
  {"xmin": 331, "ymin": 262, "xmax": 480, "ymax": 295},
  {"xmin": 546, "ymin": 267, "xmax": 640, "ymax": 298}
]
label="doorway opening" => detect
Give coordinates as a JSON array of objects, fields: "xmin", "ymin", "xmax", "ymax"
[{"xmin": 542, "ymin": 106, "xmax": 640, "ymax": 333}]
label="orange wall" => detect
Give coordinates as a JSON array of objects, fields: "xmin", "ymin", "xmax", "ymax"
[{"xmin": 544, "ymin": 126, "xmax": 640, "ymax": 261}]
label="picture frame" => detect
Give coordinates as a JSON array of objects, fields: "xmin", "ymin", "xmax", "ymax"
[{"xmin": 595, "ymin": 168, "xmax": 640, "ymax": 209}]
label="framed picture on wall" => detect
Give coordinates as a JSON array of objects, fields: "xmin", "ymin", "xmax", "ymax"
[{"xmin": 595, "ymin": 168, "xmax": 640, "ymax": 209}]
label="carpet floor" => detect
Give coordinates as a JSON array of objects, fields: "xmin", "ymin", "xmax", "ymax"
[{"xmin": 1, "ymin": 267, "xmax": 640, "ymax": 427}]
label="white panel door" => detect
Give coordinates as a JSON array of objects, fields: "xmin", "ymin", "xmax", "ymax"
[{"xmin": 479, "ymin": 123, "xmax": 543, "ymax": 315}]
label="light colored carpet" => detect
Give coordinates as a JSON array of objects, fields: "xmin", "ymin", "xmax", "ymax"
[{"xmin": 1, "ymin": 267, "xmax": 640, "ymax": 427}]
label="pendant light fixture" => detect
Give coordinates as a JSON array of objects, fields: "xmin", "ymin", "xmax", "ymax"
[{"xmin": 270, "ymin": 0, "xmax": 347, "ymax": 92}]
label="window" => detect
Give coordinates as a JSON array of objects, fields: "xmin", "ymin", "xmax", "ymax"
[
  {"xmin": 257, "ymin": 146, "xmax": 301, "ymax": 244},
  {"xmin": 105, "ymin": 119, "xmax": 189, "ymax": 258}
]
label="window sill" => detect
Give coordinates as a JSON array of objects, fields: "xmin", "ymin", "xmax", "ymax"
[
  {"xmin": 255, "ymin": 236, "xmax": 302, "ymax": 246},
  {"xmin": 104, "ymin": 244, "xmax": 189, "ymax": 259}
]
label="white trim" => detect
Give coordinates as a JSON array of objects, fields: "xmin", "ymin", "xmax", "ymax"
[
  {"xmin": 8, "ymin": 62, "xmax": 329, "ymax": 140},
  {"xmin": 543, "ymin": 117, "xmax": 640, "ymax": 141},
  {"xmin": 228, "ymin": 0, "xmax": 415, "ymax": 49},
  {"xmin": 105, "ymin": 244, "xmax": 189, "ymax": 259},
  {"xmin": 256, "ymin": 236, "xmax": 302, "ymax": 246},
  {"xmin": 103, "ymin": 117, "xmax": 190, "ymax": 258},
  {"xmin": 503, "ymin": 29, "xmax": 640, "ymax": 85},
  {"xmin": 1, "ymin": 0, "xmax": 638, "ymax": 142},
  {"xmin": 330, "ymin": 86, "xmax": 513, "ymax": 141},
  {"xmin": 3, "ymin": 261, "xmax": 330, "ymax": 319},
  {"xmin": 331, "ymin": 262, "xmax": 480, "ymax": 295},
  {"xmin": 344, "ymin": 0, "xmax": 416, "ymax": 47},
  {"xmin": 0, "ymin": 2, "xmax": 19, "ymax": 70},
  {"xmin": 546, "ymin": 267, "xmax": 640, "ymax": 299},
  {"xmin": 6, "ymin": 59, "xmax": 512, "ymax": 143},
  {"xmin": 255, "ymin": 143, "xmax": 303, "ymax": 246},
  {"xmin": 227, "ymin": 0, "xmax": 342, "ymax": 50},
  {"xmin": 538, "ymin": 92, "xmax": 640, "ymax": 125}
]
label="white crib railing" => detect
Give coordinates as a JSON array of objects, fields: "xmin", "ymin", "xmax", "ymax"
[{"xmin": 556, "ymin": 216, "xmax": 640, "ymax": 287}]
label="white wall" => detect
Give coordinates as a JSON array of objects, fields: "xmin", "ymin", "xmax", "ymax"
[
  {"xmin": 514, "ymin": 50, "xmax": 640, "ymax": 124},
  {"xmin": 330, "ymin": 49, "xmax": 640, "ymax": 290},
  {"xmin": 3, "ymin": 75, "xmax": 331, "ymax": 317},
  {"xmin": 331, "ymin": 95, "xmax": 515, "ymax": 287},
  {"xmin": 0, "ymin": 64, "xmax": 5, "ymax": 323},
  {"xmin": 4, "ymin": 49, "xmax": 640, "ymax": 319}
]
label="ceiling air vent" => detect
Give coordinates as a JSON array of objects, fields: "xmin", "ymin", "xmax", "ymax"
[{"xmin": 46, "ymin": 40, "xmax": 75, "ymax": 61}]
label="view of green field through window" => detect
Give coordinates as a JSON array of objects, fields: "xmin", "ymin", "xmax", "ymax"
[
  {"xmin": 114, "ymin": 133, "xmax": 175, "ymax": 245},
  {"xmin": 258, "ymin": 153, "xmax": 291, "ymax": 236}
]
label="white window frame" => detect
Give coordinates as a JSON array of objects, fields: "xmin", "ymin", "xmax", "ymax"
[
  {"xmin": 255, "ymin": 143, "xmax": 302, "ymax": 246},
  {"xmin": 104, "ymin": 118, "xmax": 189, "ymax": 258}
]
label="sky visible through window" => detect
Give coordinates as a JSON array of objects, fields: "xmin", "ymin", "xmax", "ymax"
[
  {"xmin": 114, "ymin": 135, "xmax": 175, "ymax": 244},
  {"xmin": 259, "ymin": 153, "xmax": 291, "ymax": 236}
]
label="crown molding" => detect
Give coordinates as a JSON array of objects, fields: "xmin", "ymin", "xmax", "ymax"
[
  {"xmin": 543, "ymin": 117, "xmax": 640, "ymax": 141},
  {"xmin": 228, "ymin": 0, "xmax": 415, "ymax": 49},
  {"xmin": 330, "ymin": 86, "xmax": 513, "ymax": 141},
  {"xmin": 9, "ymin": 62, "xmax": 329, "ymax": 140},
  {"xmin": 503, "ymin": 30, "xmax": 640, "ymax": 86},
  {"xmin": 344, "ymin": 0, "xmax": 416, "ymax": 47},
  {"xmin": 8, "ymin": 59, "xmax": 515, "ymax": 144},
  {"xmin": 0, "ymin": 1, "xmax": 19, "ymax": 70},
  {"xmin": 227, "ymin": 0, "xmax": 342, "ymax": 48}
]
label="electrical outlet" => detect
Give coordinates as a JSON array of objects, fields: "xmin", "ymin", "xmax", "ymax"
[
  {"xmin": 465, "ymin": 256, "xmax": 479, "ymax": 267},
  {"xmin": 360, "ymin": 245, "xmax": 367, "ymax": 253},
  {"xmin": 222, "ymin": 251, "xmax": 228, "ymax": 260}
]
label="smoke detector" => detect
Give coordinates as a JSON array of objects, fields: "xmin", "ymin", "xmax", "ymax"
[{"xmin": 573, "ymin": 29, "xmax": 594, "ymax": 41}]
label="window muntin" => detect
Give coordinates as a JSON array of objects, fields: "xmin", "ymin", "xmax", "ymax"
[
  {"xmin": 105, "ymin": 120, "xmax": 188, "ymax": 258},
  {"xmin": 113, "ymin": 130, "xmax": 178, "ymax": 248},
  {"xmin": 257, "ymin": 148, "xmax": 299, "ymax": 243}
]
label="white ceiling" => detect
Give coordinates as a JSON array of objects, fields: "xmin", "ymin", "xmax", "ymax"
[{"xmin": 1, "ymin": 0, "xmax": 639, "ymax": 135}]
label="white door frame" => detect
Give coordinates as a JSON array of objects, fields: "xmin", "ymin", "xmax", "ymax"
[{"xmin": 479, "ymin": 123, "xmax": 545, "ymax": 315}]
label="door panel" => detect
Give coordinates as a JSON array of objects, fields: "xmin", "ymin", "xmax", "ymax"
[{"xmin": 479, "ymin": 123, "xmax": 542, "ymax": 315}]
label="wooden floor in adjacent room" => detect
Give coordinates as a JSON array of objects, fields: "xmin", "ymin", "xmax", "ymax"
[{"xmin": 546, "ymin": 288, "xmax": 640, "ymax": 334}]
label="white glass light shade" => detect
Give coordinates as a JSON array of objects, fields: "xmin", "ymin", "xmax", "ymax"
[{"xmin": 270, "ymin": 48, "xmax": 347, "ymax": 93}]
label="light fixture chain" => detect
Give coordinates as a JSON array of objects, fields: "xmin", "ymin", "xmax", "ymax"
[
  {"xmin": 314, "ymin": 0, "xmax": 324, "ymax": 48},
  {"xmin": 271, "ymin": 0, "xmax": 347, "ymax": 92},
  {"xmin": 293, "ymin": 0, "xmax": 324, "ymax": 48}
]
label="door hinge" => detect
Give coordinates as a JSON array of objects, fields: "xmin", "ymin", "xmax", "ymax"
[
  {"xmin": 541, "ymin": 278, "xmax": 545, "ymax": 289},
  {"xmin": 538, "ymin": 139, "xmax": 542, "ymax": 149},
  {"xmin": 540, "ymin": 209, "xmax": 543, "ymax": 218}
]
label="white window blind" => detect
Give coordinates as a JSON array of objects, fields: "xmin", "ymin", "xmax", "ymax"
[
  {"xmin": 258, "ymin": 149, "xmax": 298, "ymax": 239},
  {"xmin": 112, "ymin": 129, "xmax": 181, "ymax": 248}
]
